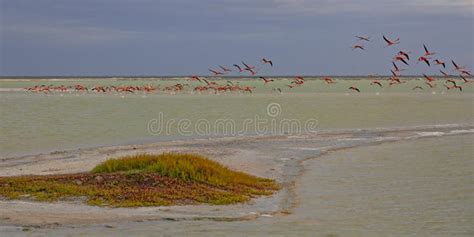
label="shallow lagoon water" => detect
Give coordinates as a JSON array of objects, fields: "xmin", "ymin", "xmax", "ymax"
[
  {"xmin": 0, "ymin": 78, "xmax": 473, "ymax": 236},
  {"xmin": 1, "ymin": 78, "xmax": 473, "ymax": 157}
]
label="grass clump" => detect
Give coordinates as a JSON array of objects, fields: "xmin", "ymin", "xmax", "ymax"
[
  {"xmin": 92, "ymin": 153, "xmax": 273, "ymax": 187},
  {"xmin": 0, "ymin": 153, "xmax": 279, "ymax": 207}
]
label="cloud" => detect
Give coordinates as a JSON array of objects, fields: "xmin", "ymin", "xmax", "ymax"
[
  {"xmin": 1, "ymin": 0, "xmax": 472, "ymax": 76},
  {"xmin": 1, "ymin": 23, "xmax": 144, "ymax": 45},
  {"xmin": 271, "ymin": 0, "xmax": 473, "ymax": 15}
]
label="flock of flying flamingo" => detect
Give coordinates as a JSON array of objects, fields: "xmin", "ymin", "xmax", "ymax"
[
  {"xmin": 350, "ymin": 35, "xmax": 471, "ymax": 92},
  {"xmin": 24, "ymin": 34, "xmax": 471, "ymax": 94}
]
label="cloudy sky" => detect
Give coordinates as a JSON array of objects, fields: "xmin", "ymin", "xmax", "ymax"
[{"xmin": 1, "ymin": 0, "xmax": 472, "ymax": 76}]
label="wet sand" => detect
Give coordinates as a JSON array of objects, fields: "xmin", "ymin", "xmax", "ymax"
[{"xmin": 1, "ymin": 124, "xmax": 473, "ymax": 236}]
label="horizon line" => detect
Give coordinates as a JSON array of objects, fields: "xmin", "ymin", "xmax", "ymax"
[{"xmin": 0, "ymin": 74, "xmax": 465, "ymax": 78}]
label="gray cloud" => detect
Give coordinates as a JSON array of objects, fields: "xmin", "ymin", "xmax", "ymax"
[
  {"xmin": 1, "ymin": 23, "xmax": 144, "ymax": 45},
  {"xmin": 1, "ymin": 0, "xmax": 472, "ymax": 75},
  {"xmin": 271, "ymin": 0, "xmax": 473, "ymax": 15}
]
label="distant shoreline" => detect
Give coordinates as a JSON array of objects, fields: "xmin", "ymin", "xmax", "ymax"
[{"xmin": 0, "ymin": 75, "xmax": 469, "ymax": 80}]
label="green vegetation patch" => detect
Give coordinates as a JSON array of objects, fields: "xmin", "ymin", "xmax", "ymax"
[{"xmin": 0, "ymin": 153, "xmax": 279, "ymax": 207}]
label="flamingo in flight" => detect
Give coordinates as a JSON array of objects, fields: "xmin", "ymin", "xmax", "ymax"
[
  {"xmin": 259, "ymin": 76, "xmax": 274, "ymax": 84},
  {"xmin": 446, "ymin": 79, "xmax": 457, "ymax": 85},
  {"xmin": 393, "ymin": 56, "xmax": 409, "ymax": 66},
  {"xmin": 233, "ymin": 64, "xmax": 243, "ymax": 72},
  {"xmin": 352, "ymin": 44, "xmax": 365, "ymax": 51},
  {"xmin": 392, "ymin": 62, "xmax": 405, "ymax": 72},
  {"xmin": 445, "ymin": 80, "xmax": 462, "ymax": 91},
  {"xmin": 349, "ymin": 86, "xmax": 360, "ymax": 92},
  {"xmin": 434, "ymin": 59, "xmax": 446, "ymax": 68},
  {"xmin": 288, "ymin": 76, "xmax": 304, "ymax": 87},
  {"xmin": 355, "ymin": 35, "xmax": 370, "ymax": 41},
  {"xmin": 383, "ymin": 35, "xmax": 400, "ymax": 47},
  {"xmin": 418, "ymin": 56, "xmax": 431, "ymax": 66},
  {"xmin": 389, "ymin": 76, "xmax": 402, "ymax": 85},
  {"xmin": 191, "ymin": 75, "xmax": 202, "ymax": 82},
  {"xmin": 291, "ymin": 79, "xmax": 304, "ymax": 85},
  {"xmin": 245, "ymin": 68, "xmax": 256, "ymax": 75},
  {"xmin": 370, "ymin": 80, "xmax": 383, "ymax": 87},
  {"xmin": 440, "ymin": 70, "xmax": 449, "ymax": 77},
  {"xmin": 209, "ymin": 69, "xmax": 224, "ymax": 76},
  {"xmin": 241, "ymin": 61, "xmax": 255, "ymax": 70},
  {"xmin": 398, "ymin": 51, "xmax": 410, "ymax": 60},
  {"xmin": 391, "ymin": 69, "xmax": 399, "ymax": 77},
  {"xmin": 262, "ymin": 58, "xmax": 273, "ymax": 67},
  {"xmin": 242, "ymin": 61, "xmax": 256, "ymax": 75},
  {"xmin": 219, "ymin": 65, "xmax": 232, "ymax": 73},
  {"xmin": 423, "ymin": 44, "xmax": 436, "ymax": 56},
  {"xmin": 460, "ymin": 70, "xmax": 471, "ymax": 76},
  {"xmin": 201, "ymin": 78, "xmax": 216, "ymax": 86},
  {"xmin": 423, "ymin": 74, "xmax": 435, "ymax": 82},
  {"xmin": 426, "ymin": 81, "xmax": 436, "ymax": 88},
  {"xmin": 451, "ymin": 60, "xmax": 470, "ymax": 75},
  {"xmin": 451, "ymin": 60, "xmax": 465, "ymax": 71},
  {"xmin": 460, "ymin": 75, "xmax": 472, "ymax": 84}
]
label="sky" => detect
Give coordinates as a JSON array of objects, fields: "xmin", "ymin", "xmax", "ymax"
[{"xmin": 0, "ymin": 0, "xmax": 473, "ymax": 76}]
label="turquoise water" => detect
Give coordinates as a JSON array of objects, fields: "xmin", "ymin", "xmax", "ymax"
[
  {"xmin": 1, "ymin": 77, "xmax": 472, "ymax": 93},
  {"xmin": 1, "ymin": 78, "xmax": 473, "ymax": 157}
]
